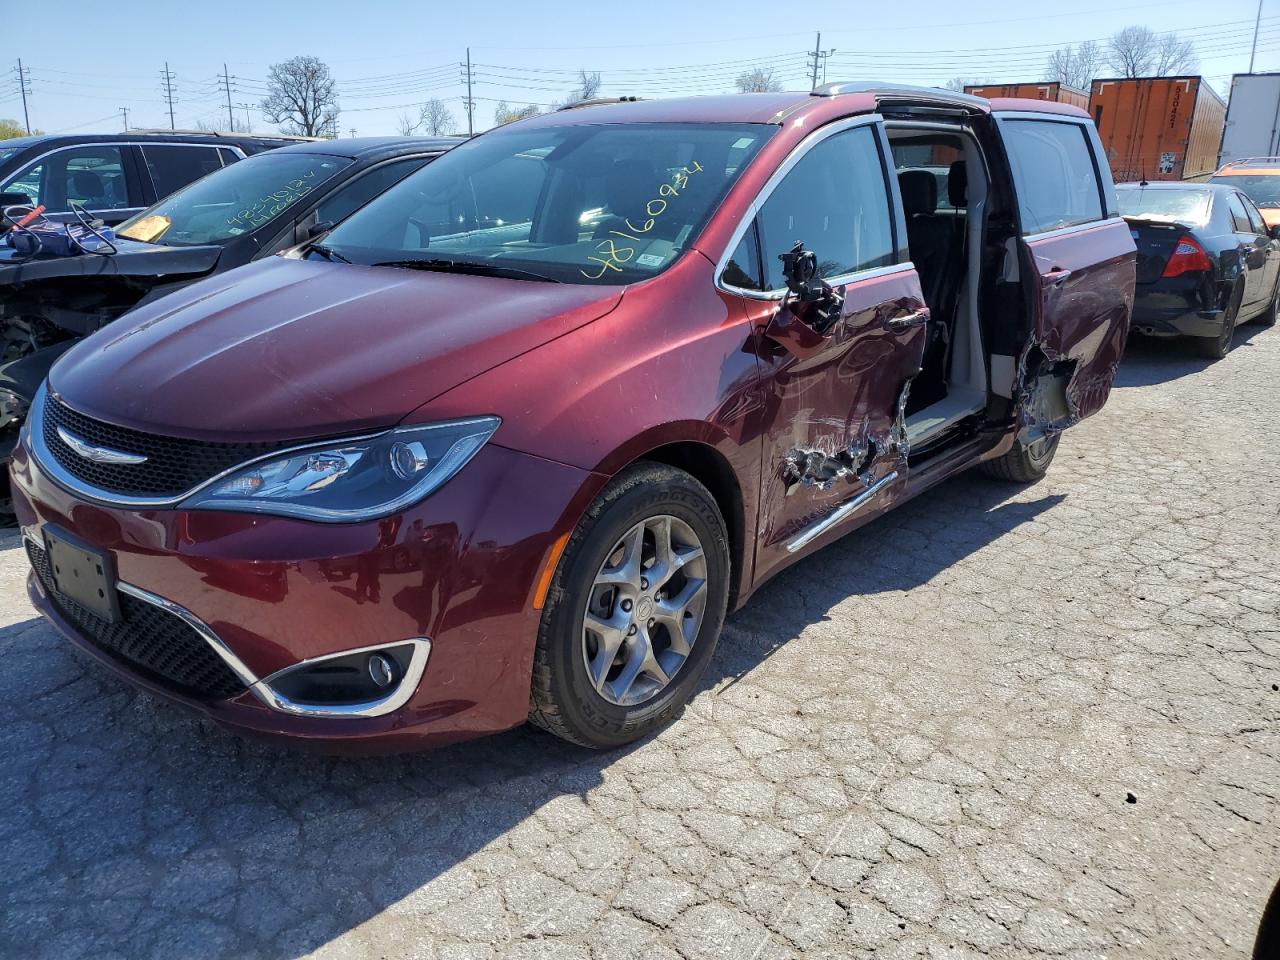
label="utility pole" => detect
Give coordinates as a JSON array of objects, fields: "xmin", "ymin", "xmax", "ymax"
[
  {"xmin": 238, "ymin": 102, "xmax": 252, "ymax": 132},
  {"xmin": 808, "ymin": 33, "xmax": 836, "ymax": 90},
  {"xmin": 161, "ymin": 62, "xmax": 177, "ymax": 130},
  {"xmin": 220, "ymin": 63, "xmax": 235, "ymax": 130},
  {"xmin": 348, "ymin": 127, "xmax": 357, "ymax": 138},
  {"xmin": 462, "ymin": 47, "xmax": 474, "ymax": 137},
  {"xmin": 120, "ymin": 106, "xmax": 129, "ymax": 132},
  {"xmin": 1250, "ymin": 0, "xmax": 1264, "ymax": 72},
  {"xmin": 15, "ymin": 59, "xmax": 31, "ymax": 134}
]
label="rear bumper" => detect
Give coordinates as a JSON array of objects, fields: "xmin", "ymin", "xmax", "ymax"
[
  {"xmin": 1131, "ymin": 284, "xmax": 1226, "ymax": 339},
  {"xmin": 11, "ymin": 435, "xmax": 601, "ymax": 752}
]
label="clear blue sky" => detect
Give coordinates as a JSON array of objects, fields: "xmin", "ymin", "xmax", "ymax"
[{"xmin": 3, "ymin": 0, "xmax": 1275, "ymax": 137}]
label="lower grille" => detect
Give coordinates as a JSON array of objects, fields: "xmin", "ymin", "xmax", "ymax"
[{"xmin": 27, "ymin": 540, "xmax": 247, "ymax": 701}]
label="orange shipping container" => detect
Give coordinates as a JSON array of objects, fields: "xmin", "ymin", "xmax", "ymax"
[
  {"xmin": 1088, "ymin": 76, "xmax": 1226, "ymax": 182},
  {"xmin": 964, "ymin": 82, "xmax": 1090, "ymax": 110}
]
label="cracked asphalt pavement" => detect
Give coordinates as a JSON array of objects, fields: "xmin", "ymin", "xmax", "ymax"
[{"xmin": 2, "ymin": 325, "xmax": 1278, "ymax": 960}]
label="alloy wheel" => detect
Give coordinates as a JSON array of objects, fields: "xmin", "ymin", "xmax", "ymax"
[{"xmin": 581, "ymin": 515, "xmax": 708, "ymax": 707}]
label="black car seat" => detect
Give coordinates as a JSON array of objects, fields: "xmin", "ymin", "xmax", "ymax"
[
  {"xmin": 68, "ymin": 170, "xmax": 107, "ymax": 210},
  {"xmin": 899, "ymin": 167, "xmax": 967, "ymax": 411}
]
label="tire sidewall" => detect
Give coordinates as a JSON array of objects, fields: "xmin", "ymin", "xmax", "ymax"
[{"xmin": 542, "ymin": 473, "xmax": 729, "ymax": 748}]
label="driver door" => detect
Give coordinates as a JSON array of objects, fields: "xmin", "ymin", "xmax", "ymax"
[{"xmin": 735, "ymin": 120, "xmax": 928, "ymax": 582}]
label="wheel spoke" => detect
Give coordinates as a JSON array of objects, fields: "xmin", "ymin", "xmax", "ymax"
[
  {"xmin": 608, "ymin": 625, "xmax": 668, "ymax": 703},
  {"xmin": 584, "ymin": 611, "xmax": 627, "ymax": 693},
  {"xmin": 653, "ymin": 578, "xmax": 707, "ymax": 656},
  {"xmin": 595, "ymin": 522, "xmax": 645, "ymax": 588}
]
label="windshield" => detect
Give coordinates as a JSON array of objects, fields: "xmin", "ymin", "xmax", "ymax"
[
  {"xmin": 117, "ymin": 152, "xmax": 352, "ymax": 245},
  {"xmin": 1117, "ymin": 187, "xmax": 1211, "ymax": 224},
  {"xmin": 1210, "ymin": 174, "xmax": 1280, "ymax": 208},
  {"xmin": 319, "ymin": 122, "xmax": 772, "ymax": 284}
]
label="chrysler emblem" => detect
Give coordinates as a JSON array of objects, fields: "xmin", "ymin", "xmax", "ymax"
[{"xmin": 55, "ymin": 426, "xmax": 148, "ymax": 465}]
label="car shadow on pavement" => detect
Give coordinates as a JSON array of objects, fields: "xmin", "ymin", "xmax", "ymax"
[
  {"xmin": 0, "ymin": 472, "xmax": 1062, "ymax": 960},
  {"xmin": 1115, "ymin": 323, "xmax": 1270, "ymax": 388},
  {"xmin": 710, "ymin": 471, "xmax": 1065, "ymax": 690}
]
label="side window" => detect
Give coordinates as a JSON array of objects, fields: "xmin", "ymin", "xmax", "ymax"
[
  {"xmin": 5, "ymin": 146, "xmax": 128, "ymax": 212},
  {"xmin": 1228, "ymin": 193, "xmax": 1254, "ymax": 234},
  {"xmin": 314, "ymin": 157, "xmax": 431, "ymax": 226},
  {"xmin": 1001, "ymin": 119, "xmax": 1103, "ymax": 235},
  {"xmin": 218, "ymin": 148, "xmax": 240, "ymax": 166},
  {"xmin": 2, "ymin": 161, "xmax": 42, "ymax": 205},
  {"xmin": 723, "ymin": 222, "xmax": 764, "ymax": 291},
  {"xmin": 1240, "ymin": 193, "xmax": 1268, "ymax": 235},
  {"xmin": 756, "ymin": 125, "xmax": 895, "ymax": 289},
  {"xmin": 142, "ymin": 145, "xmax": 223, "ymax": 199}
]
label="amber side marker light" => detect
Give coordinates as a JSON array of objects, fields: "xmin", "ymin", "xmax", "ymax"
[{"xmin": 532, "ymin": 532, "xmax": 571, "ymax": 610}]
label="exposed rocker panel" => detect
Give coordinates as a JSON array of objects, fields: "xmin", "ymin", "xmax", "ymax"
[{"xmin": 786, "ymin": 470, "xmax": 899, "ymax": 553}]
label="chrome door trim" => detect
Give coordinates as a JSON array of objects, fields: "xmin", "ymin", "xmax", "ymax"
[
  {"xmin": 713, "ymin": 112, "xmax": 896, "ymax": 301},
  {"xmin": 786, "ymin": 470, "xmax": 899, "ymax": 553}
]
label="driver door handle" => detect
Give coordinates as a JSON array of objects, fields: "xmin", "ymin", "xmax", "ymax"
[{"xmin": 885, "ymin": 310, "xmax": 929, "ymax": 332}]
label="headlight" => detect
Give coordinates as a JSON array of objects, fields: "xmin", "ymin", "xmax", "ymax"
[{"xmin": 181, "ymin": 417, "xmax": 499, "ymax": 521}]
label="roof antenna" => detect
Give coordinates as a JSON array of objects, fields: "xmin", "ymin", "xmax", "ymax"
[{"xmin": 1139, "ymin": 159, "xmax": 1149, "ymax": 187}]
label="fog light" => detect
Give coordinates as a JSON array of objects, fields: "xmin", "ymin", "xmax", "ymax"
[{"xmin": 367, "ymin": 653, "xmax": 396, "ymax": 688}]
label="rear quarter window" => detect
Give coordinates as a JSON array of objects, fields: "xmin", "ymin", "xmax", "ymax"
[{"xmin": 1001, "ymin": 119, "xmax": 1104, "ymax": 235}]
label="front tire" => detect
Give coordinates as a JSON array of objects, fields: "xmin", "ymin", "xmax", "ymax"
[
  {"xmin": 981, "ymin": 434, "xmax": 1060, "ymax": 484},
  {"xmin": 529, "ymin": 463, "xmax": 730, "ymax": 749}
]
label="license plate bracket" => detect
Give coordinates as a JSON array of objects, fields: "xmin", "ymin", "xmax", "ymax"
[{"xmin": 43, "ymin": 525, "xmax": 121, "ymax": 623}]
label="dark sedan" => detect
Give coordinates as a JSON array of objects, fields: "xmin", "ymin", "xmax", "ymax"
[
  {"xmin": 1118, "ymin": 181, "xmax": 1280, "ymax": 359},
  {"xmin": 0, "ymin": 136, "xmax": 458, "ymax": 514}
]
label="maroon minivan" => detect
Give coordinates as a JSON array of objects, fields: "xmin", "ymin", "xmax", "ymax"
[{"xmin": 11, "ymin": 85, "xmax": 1134, "ymax": 751}]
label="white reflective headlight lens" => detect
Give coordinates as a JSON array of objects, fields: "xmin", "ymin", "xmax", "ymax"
[{"xmin": 181, "ymin": 417, "xmax": 499, "ymax": 521}]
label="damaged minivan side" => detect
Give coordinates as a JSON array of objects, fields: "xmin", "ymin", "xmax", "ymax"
[{"xmin": 12, "ymin": 87, "xmax": 1133, "ymax": 752}]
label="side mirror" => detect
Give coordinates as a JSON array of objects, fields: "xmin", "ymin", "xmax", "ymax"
[
  {"xmin": 778, "ymin": 240, "xmax": 843, "ymax": 333},
  {"xmin": 1268, "ymin": 224, "xmax": 1280, "ymax": 241},
  {"xmin": 0, "ymin": 191, "xmax": 34, "ymax": 208},
  {"xmin": 298, "ymin": 219, "xmax": 335, "ymax": 243}
]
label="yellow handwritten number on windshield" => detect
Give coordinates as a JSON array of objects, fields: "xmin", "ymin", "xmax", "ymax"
[{"xmin": 581, "ymin": 161, "xmax": 704, "ymax": 280}]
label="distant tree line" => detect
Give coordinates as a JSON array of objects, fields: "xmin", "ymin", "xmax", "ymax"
[{"xmin": 944, "ymin": 24, "xmax": 1198, "ymax": 95}]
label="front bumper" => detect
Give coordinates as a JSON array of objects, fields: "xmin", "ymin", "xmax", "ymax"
[{"xmin": 11, "ymin": 436, "xmax": 600, "ymax": 751}]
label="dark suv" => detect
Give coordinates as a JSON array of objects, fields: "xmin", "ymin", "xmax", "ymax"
[
  {"xmin": 12, "ymin": 86, "xmax": 1134, "ymax": 752},
  {"xmin": 0, "ymin": 131, "xmax": 314, "ymax": 225}
]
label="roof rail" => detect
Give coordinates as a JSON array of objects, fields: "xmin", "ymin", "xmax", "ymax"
[
  {"xmin": 1219, "ymin": 156, "xmax": 1280, "ymax": 168},
  {"xmin": 812, "ymin": 81, "xmax": 987, "ymax": 110},
  {"xmin": 556, "ymin": 96, "xmax": 644, "ymax": 112},
  {"xmin": 129, "ymin": 128, "xmax": 321, "ymax": 141}
]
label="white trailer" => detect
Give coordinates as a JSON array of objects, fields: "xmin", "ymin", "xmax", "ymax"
[{"xmin": 1219, "ymin": 72, "xmax": 1280, "ymax": 167}]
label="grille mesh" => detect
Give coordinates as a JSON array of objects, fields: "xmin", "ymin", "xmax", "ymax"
[
  {"xmin": 43, "ymin": 395, "xmax": 282, "ymax": 498},
  {"xmin": 27, "ymin": 539, "xmax": 247, "ymax": 701}
]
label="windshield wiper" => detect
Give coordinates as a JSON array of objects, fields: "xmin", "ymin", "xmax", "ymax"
[
  {"xmin": 371, "ymin": 257, "xmax": 560, "ymax": 283},
  {"xmin": 309, "ymin": 243, "xmax": 351, "ymax": 263}
]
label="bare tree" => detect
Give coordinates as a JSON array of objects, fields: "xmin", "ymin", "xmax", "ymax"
[
  {"xmin": 736, "ymin": 67, "xmax": 783, "ymax": 93},
  {"xmin": 1046, "ymin": 40, "xmax": 1102, "ymax": 89},
  {"xmin": 493, "ymin": 101, "xmax": 541, "ymax": 126},
  {"xmin": 261, "ymin": 55, "xmax": 339, "ymax": 137},
  {"xmin": 1154, "ymin": 33, "xmax": 1198, "ymax": 75},
  {"xmin": 1107, "ymin": 26, "xmax": 1157, "ymax": 78},
  {"xmin": 416, "ymin": 98, "xmax": 456, "ymax": 136},
  {"xmin": 563, "ymin": 70, "xmax": 603, "ymax": 105},
  {"xmin": 396, "ymin": 112, "xmax": 418, "ymax": 136},
  {"xmin": 1106, "ymin": 26, "xmax": 1196, "ymax": 78}
]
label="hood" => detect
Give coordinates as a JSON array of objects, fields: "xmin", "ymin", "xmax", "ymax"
[
  {"xmin": 50, "ymin": 256, "xmax": 623, "ymax": 442},
  {"xmin": 0, "ymin": 236, "xmax": 223, "ymax": 286}
]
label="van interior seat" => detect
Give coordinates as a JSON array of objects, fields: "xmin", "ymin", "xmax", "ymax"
[{"xmin": 897, "ymin": 169, "xmax": 963, "ymax": 314}]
